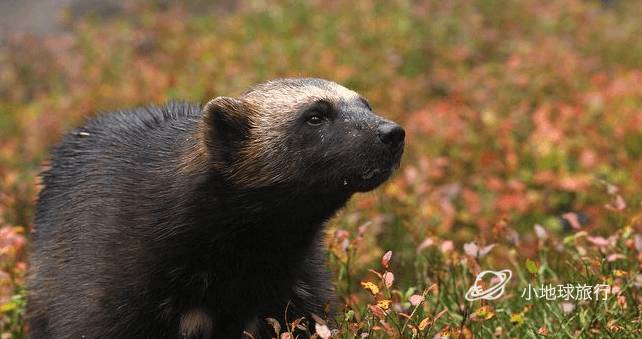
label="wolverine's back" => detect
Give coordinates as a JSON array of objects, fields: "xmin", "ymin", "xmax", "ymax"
[{"xmin": 29, "ymin": 102, "xmax": 203, "ymax": 338}]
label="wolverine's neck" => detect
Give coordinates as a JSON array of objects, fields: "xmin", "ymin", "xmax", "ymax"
[{"xmin": 200, "ymin": 176, "xmax": 351, "ymax": 222}]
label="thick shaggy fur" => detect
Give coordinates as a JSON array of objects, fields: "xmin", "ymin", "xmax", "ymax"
[{"xmin": 27, "ymin": 78, "xmax": 404, "ymax": 338}]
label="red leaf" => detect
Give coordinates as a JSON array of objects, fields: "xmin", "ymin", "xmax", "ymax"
[
  {"xmin": 586, "ymin": 236, "xmax": 610, "ymax": 248},
  {"xmin": 440, "ymin": 241, "xmax": 454, "ymax": 253},
  {"xmin": 315, "ymin": 323, "xmax": 332, "ymax": 339},
  {"xmin": 409, "ymin": 294, "xmax": 425, "ymax": 306},
  {"xmin": 562, "ymin": 213, "xmax": 582, "ymax": 230},
  {"xmin": 383, "ymin": 271, "xmax": 394, "ymax": 288},
  {"xmin": 417, "ymin": 237, "xmax": 435, "ymax": 252},
  {"xmin": 534, "ymin": 224, "xmax": 548, "ymax": 240},
  {"xmin": 607, "ymin": 253, "xmax": 625, "ymax": 262},
  {"xmin": 381, "ymin": 251, "xmax": 392, "ymax": 269}
]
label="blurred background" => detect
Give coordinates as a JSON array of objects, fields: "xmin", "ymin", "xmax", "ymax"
[{"xmin": 1, "ymin": 0, "xmax": 641, "ymax": 337}]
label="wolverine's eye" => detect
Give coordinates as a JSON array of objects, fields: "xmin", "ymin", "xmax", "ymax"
[
  {"xmin": 306, "ymin": 114, "xmax": 325, "ymax": 126},
  {"xmin": 303, "ymin": 100, "xmax": 333, "ymax": 126}
]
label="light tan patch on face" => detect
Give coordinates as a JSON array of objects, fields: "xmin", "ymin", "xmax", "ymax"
[
  {"xmin": 200, "ymin": 78, "xmax": 364, "ymax": 188},
  {"xmin": 241, "ymin": 78, "xmax": 360, "ymax": 116},
  {"xmin": 179, "ymin": 308, "xmax": 213, "ymax": 338},
  {"xmin": 218, "ymin": 78, "xmax": 362, "ymax": 187},
  {"xmin": 328, "ymin": 80, "xmax": 361, "ymax": 100}
]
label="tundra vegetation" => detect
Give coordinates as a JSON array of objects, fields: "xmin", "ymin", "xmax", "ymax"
[{"xmin": 0, "ymin": 0, "xmax": 641, "ymax": 337}]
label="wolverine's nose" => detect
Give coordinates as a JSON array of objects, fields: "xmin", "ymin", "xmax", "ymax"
[{"xmin": 377, "ymin": 122, "xmax": 405, "ymax": 149}]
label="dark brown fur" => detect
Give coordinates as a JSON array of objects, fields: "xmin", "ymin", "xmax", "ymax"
[{"xmin": 27, "ymin": 78, "xmax": 404, "ymax": 338}]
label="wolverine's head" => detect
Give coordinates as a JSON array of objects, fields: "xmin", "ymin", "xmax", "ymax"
[{"xmin": 202, "ymin": 78, "xmax": 404, "ymax": 194}]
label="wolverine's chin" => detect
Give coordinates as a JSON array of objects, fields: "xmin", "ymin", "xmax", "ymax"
[
  {"xmin": 347, "ymin": 167, "xmax": 394, "ymax": 193},
  {"xmin": 345, "ymin": 150, "xmax": 403, "ymax": 192}
]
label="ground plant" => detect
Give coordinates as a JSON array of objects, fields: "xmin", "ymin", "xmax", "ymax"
[{"xmin": 0, "ymin": 0, "xmax": 641, "ymax": 337}]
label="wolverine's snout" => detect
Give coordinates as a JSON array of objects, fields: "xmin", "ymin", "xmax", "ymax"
[{"xmin": 377, "ymin": 121, "xmax": 405, "ymax": 151}]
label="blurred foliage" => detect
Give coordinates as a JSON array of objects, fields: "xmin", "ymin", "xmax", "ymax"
[{"xmin": 0, "ymin": 0, "xmax": 641, "ymax": 337}]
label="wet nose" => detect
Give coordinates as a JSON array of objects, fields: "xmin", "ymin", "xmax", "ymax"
[{"xmin": 377, "ymin": 122, "xmax": 405, "ymax": 148}]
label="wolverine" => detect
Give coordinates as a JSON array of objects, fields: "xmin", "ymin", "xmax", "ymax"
[{"xmin": 27, "ymin": 78, "xmax": 405, "ymax": 338}]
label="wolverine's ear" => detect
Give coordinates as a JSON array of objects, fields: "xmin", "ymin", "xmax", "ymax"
[{"xmin": 202, "ymin": 97, "xmax": 252, "ymax": 147}]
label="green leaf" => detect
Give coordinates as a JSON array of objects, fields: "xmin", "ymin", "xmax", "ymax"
[
  {"xmin": 510, "ymin": 313, "xmax": 525, "ymax": 325},
  {"xmin": 525, "ymin": 259, "xmax": 538, "ymax": 274},
  {"xmin": 0, "ymin": 302, "xmax": 16, "ymax": 313}
]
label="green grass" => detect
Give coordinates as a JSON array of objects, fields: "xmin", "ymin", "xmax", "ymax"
[{"xmin": 0, "ymin": 0, "xmax": 641, "ymax": 337}]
